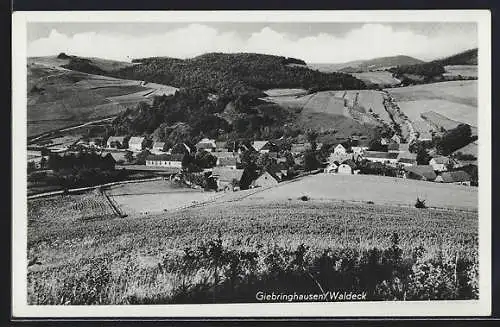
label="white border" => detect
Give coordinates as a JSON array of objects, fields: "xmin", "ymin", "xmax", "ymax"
[{"xmin": 12, "ymin": 10, "xmax": 491, "ymax": 318}]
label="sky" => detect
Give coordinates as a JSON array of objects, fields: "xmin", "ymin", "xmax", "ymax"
[{"xmin": 27, "ymin": 22, "xmax": 478, "ymax": 63}]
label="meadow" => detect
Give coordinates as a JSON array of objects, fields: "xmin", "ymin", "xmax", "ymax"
[
  {"xmin": 351, "ymin": 71, "xmax": 401, "ymax": 87},
  {"xmin": 106, "ymin": 180, "xmax": 220, "ymax": 215},
  {"xmin": 27, "ymin": 173, "xmax": 479, "ymax": 304},
  {"xmin": 247, "ymin": 174, "xmax": 477, "ymax": 211},
  {"xmin": 27, "ymin": 59, "xmax": 178, "ymax": 137},
  {"xmin": 443, "ymin": 65, "xmax": 478, "ymax": 78}
]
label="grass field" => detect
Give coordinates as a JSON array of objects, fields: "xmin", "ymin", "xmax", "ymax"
[
  {"xmin": 443, "ymin": 65, "xmax": 478, "ymax": 78},
  {"xmin": 351, "ymin": 71, "xmax": 401, "ymax": 87},
  {"xmin": 386, "ymin": 80, "xmax": 477, "ymax": 130},
  {"xmin": 27, "ymin": 59, "xmax": 178, "ymax": 137},
  {"xmin": 106, "ymin": 180, "xmax": 220, "ymax": 215},
  {"xmin": 246, "ymin": 174, "xmax": 477, "ymax": 211},
  {"xmin": 27, "ymin": 187, "xmax": 478, "ymax": 304},
  {"xmin": 263, "ymin": 88, "xmax": 308, "ymax": 97}
]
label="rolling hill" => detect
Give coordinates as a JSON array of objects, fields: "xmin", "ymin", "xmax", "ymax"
[
  {"xmin": 309, "ymin": 55, "xmax": 424, "ymax": 73},
  {"xmin": 432, "ymin": 48, "xmax": 478, "ymax": 66},
  {"xmin": 27, "ymin": 57, "xmax": 178, "ymax": 137}
]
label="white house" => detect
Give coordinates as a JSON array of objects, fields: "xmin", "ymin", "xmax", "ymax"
[
  {"xmin": 152, "ymin": 142, "xmax": 166, "ymax": 154},
  {"xmin": 429, "ymin": 156, "xmax": 452, "ymax": 172},
  {"xmin": 351, "ymin": 146, "xmax": 366, "ymax": 154},
  {"xmin": 196, "ymin": 138, "xmax": 216, "ymax": 152},
  {"xmin": 333, "ymin": 144, "xmax": 347, "ymax": 155},
  {"xmin": 325, "ymin": 162, "xmax": 339, "ymax": 174},
  {"xmin": 106, "ymin": 136, "xmax": 126, "ymax": 149},
  {"xmin": 128, "ymin": 136, "xmax": 145, "ymax": 152},
  {"xmin": 364, "ymin": 151, "xmax": 399, "ymax": 165},
  {"xmin": 391, "ymin": 134, "xmax": 402, "ymax": 144},
  {"xmin": 337, "ymin": 163, "xmax": 353, "ymax": 175},
  {"xmin": 145, "ymin": 154, "xmax": 184, "ymax": 168}
]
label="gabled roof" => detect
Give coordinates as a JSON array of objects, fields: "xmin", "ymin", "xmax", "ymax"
[
  {"xmin": 146, "ymin": 153, "xmax": 184, "ymax": 161},
  {"xmin": 439, "ymin": 171, "xmax": 471, "ymax": 183},
  {"xmin": 212, "ymin": 151, "xmax": 235, "ymax": 158},
  {"xmin": 129, "ymin": 136, "xmax": 145, "ymax": 145},
  {"xmin": 252, "ymin": 141, "xmax": 269, "ymax": 152},
  {"xmin": 387, "ymin": 142, "xmax": 399, "ymax": 151},
  {"xmin": 107, "ymin": 136, "xmax": 126, "ymax": 143},
  {"xmin": 430, "ymin": 156, "xmax": 451, "ymax": 164},
  {"xmin": 196, "ymin": 138, "xmax": 216, "ymax": 148},
  {"xmin": 364, "ymin": 151, "xmax": 399, "ymax": 160},
  {"xmin": 258, "ymin": 170, "xmax": 280, "ymax": 183},
  {"xmin": 404, "ymin": 165, "xmax": 437, "ymax": 181},
  {"xmin": 212, "ymin": 167, "xmax": 244, "ymax": 182},
  {"xmin": 218, "ymin": 156, "xmax": 237, "ymax": 166},
  {"xmin": 152, "ymin": 142, "xmax": 165, "ymax": 149},
  {"xmin": 397, "ymin": 152, "xmax": 417, "ymax": 160}
]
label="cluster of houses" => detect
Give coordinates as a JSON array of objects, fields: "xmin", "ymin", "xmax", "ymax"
[{"xmin": 28, "ymin": 131, "xmax": 476, "ymax": 189}]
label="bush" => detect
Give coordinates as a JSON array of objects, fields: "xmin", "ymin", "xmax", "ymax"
[
  {"xmin": 299, "ymin": 195, "xmax": 309, "ymax": 201},
  {"xmin": 415, "ymin": 197, "xmax": 427, "ymax": 209}
]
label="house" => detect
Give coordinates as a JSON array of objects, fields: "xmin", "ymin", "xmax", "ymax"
[
  {"xmin": 380, "ymin": 138, "xmax": 389, "ymax": 145},
  {"xmin": 252, "ymin": 171, "xmax": 279, "ymax": 188},
  {"xmin": 152, "ymin": 142, "xmax": 166, "ymax": 154},
  {"xmin": 398, "ymin": 143, "xmax": 410, "ymax": 153},
  {"xmin": 337, "ymin": 163, "xmax": 353, "ymax": 175},
  {"xmin": 265, "ymin": 162, "xmax": 284, "ymax": 181},
  {"xmin": 363, "ymin": 151, "xmax": 399, "ymax": 165},
  {"xmin": 215, "ymin": 141, "xmax": 228, "ymax": 152},
  {"xmin": 145, "ymin": 154, "xmax": 184, "ymax": 168},
  {"xmin": 435, "ymin": 171, "xmax": 471, "ymax": 186},
  {"xmin": 325, "ymin": 162, "xmax": 339, "ymax": 174},
  {"xmin": 128, "ymin": 136, "xmax": 145, "ymax": 152},
  {"xmin": 403, "ymin": 165, "xmax": 437, "ymax": 181},
  {"xmin": 429, "ymin": 156, "xmax": 453, "ymax": 172},
  {"xmin": 291, "ymin": 143, "xmax": 312, "ymax": 155},
  {"xmin": 252, "ymin": 140, "xmax": 277, "ymax": 153},
  {"xmin": 217, "ymin": 156, "xmax": 237, "ymax": 169},
  {"xmin": 196, "ymin": 138, "xmax": 216, "ymax": 152},
  {"xmin": 106, "ymin": 136, "xmax": 126, "ymax": 149},
  {"xmin": 351, "ymin": 146, "xmax": 366, "ymax": 154},
  {"xmin": 333, "ymin": 144, "xmax": 347, "ymax": 155},
  {"xmin": 397, "ymin": 152, "xmax": 417, "ymax": 167},
  {"xmin": 88, "ymin": 138, "xmax": 103, "ymax": 148},
  {"xmin": 387, "ymin": 141, "xmax": 400, "ymax": 153},
  {"xmin": 391, "ymin": 134, "xmax": 402, "ymax": 144},
  {"xmin": 212, "ymin": 167, "xmax": 244, "ymax": 191}
]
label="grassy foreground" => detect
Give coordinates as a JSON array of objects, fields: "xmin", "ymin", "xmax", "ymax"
[{"xmin": 27, "ymin": 197, "xmax": 478, "ymax": 304}]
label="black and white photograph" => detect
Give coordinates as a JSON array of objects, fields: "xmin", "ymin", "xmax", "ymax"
[{"xmin": 12, "ymin": 10, "xmax": 491, "ymax": 317}]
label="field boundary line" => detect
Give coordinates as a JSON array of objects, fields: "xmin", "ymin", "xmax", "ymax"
[{"xmin": 27, "ymin": 176, "xmax": 165, "ymax": 199}]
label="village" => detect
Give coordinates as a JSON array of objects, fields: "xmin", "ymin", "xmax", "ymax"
[{"xmin": 27, "ymin": 128, "xmax": 478, "ymax": 196}]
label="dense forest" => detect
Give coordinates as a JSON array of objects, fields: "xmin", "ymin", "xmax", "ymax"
[
  {"xmin": 61, "ymin": 52, "xmax": 366, "ymax": 98},
  {"xmin": 388, "ymin": 62, "xmax": 445, "ymax": 81},
  {"xmin": 432, "ymin": 48, "xmax": 478, "ymax": 66}
]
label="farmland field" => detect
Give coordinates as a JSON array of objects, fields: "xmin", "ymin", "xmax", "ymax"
[
  {"xmin": 443, "ymin": 65, "xmax": 478, "ymax": 78},
  {"xmin": 386, "ymin": 80, "xmax": 477, "ymax": 131},
  {"xmin": 27, "ymin": 59, "xmax": 178, "ymax": 137},
  {"xmin": 106, "ymin": 180, "xmax": 220, "ymax": 215},
  {"xmin": 246, "ymin": 174, "xmax": 477, "ymax": 211},
  {"xmin": 27, "ymin": 188, "xmax": 478, "ymax": 304},
  {"xmin": 351, "ymin": 71, "xmax": 401, "ymax": 87}
]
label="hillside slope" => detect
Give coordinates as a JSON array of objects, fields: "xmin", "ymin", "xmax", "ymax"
[
  {"xmin": 27, "ymin": 58, "xmax": 178, "ymax": 137},
  {"xmin": 432, "ymin": 48, "xmax": 478, "ymax": 66},
  {"xmin": 61, "ymin": 52, "xmax": 366, "ymax": 97},
  {"xmin": 310, "ymin": 55, "xmax": 424, "ymax": 73}
]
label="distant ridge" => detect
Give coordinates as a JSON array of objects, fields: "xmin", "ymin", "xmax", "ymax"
[
  {"xmin": 309, "ymin": 55, "xmax": 424, "ymax": 73},
  {"xmin": 431, "ymin": 48, "xmax": 478, "ymax": 66}
]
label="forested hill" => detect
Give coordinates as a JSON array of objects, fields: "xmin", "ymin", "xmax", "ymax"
[
  {"xmin": 432, "ymin": 48, "xmax": 478, "ymax": 66},
  {"xmin": 61, "ymin": 52, "xmax": 366, "ymax": 97}
]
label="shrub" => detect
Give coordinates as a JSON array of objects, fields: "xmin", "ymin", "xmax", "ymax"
[
  {"xmin": 299, "ymin": 195, "xmax": 309, "ymax": 201},
  {"xmin": 415, "ymin": 197, "xmax": 427, "ymax": 209}
]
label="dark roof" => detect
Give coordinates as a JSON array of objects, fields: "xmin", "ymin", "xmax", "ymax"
[
  {"xmin": 404, "ymin": 165, "xmax": 437, "ymax": 181},
  {"xmin": 399, "ymin": 158, "xmax": 416, "ymax": 164},
  {"xmin": 387, "ymin": 142, "xmax": 399, "ymax": 151},
  {"xmin": 146, "ymin": 154, "xmax": 184, "ymax": 161},
  {"xmin": 364, "ymin": 151, "xmax": 399, "ymax": 160},
  {"xmin": 212, "ymin": 167, "xmax": 244, "ymax": 182},
  {"xmin": 431, "ymin": 156, "xmax": 451, "ymax": 164},
  {"xmin": 440, "ymin": 171, "xmax": 471, "ymax": 183},
  {"xmin": 218, "ymin": 156, "xmax": 237, "ymax": 166}
]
